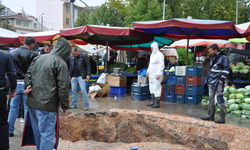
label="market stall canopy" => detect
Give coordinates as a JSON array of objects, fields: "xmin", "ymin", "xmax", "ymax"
[
  {"xmin": 76, "ymin": 44, "xmax": 106, "ymax": 54},
  {"xmin": 170, "ymin": 39, "xmax": 232, "ymax": 48},
  {"xmin": 19, "ymin": 31, "xmax": 60, "ymax": 44},
  {"xmin": 160, "ymin": 47, "xmax": 178, "ymax": 59},
  {"xmin": 133, "ymin": 18, "xmax": 249, "ymax": 65},
  {"xmin": 60, "ymin": 25, "xmax": 154, "ymax": 72},
  {"xmin": 229, "ymin": 38, "xmax": 249, "ymax": 43},
  {"xmin": 0, "ymin": 27, "xmax": 20, "ymax": 46},
  {"xmin": 110, "ymin": 36, "xmax": 174, "ymax": 51}
]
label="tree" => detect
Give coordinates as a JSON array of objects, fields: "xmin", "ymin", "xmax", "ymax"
[
  {"xmin": 0, "ymin": 1, "xmax": 4, "ymax": 13},
  {"xmin": 181, "ymin": 0, "xmax": 250, "ymax": 24},
  {"xmin": 74, "ymin": 8, "xmax": 91, "ymax": 27},
  {"xmin": 158, "ymin": 0, "xmax": 182, "ymax": 18},
  {"xmin": 107, "ymin": 0, "xmax": 129, "ymax": 19},
  {"xmin": 2, "ymin": 16, "xmax": 14, "ymax": 31},
  {"xmin": 125, "ymin": 0, "xmax": 172, "ymax": 27}
]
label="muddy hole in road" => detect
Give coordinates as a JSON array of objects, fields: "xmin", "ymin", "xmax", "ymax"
[{"xmin": 59, "ymin": 109, "xmax": 250, "ymax": 150}]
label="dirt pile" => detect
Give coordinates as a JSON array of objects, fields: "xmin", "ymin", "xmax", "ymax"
[{"xmin": 59, "ymin": 109, "xmax": 250, "ymax": 150}]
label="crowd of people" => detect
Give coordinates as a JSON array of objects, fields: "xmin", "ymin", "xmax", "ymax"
[{"xmin": 0, "ymin": 36, "xmax": 233, "ymax": 149}]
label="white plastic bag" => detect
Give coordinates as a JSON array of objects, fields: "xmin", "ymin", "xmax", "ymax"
[
  {"xmin": 96, "ymin": 73, "xmax": 106, "ymax": 83},
  {"xmin": 88, "ymin": 85, "xmax": 101, "ymax": 94}
]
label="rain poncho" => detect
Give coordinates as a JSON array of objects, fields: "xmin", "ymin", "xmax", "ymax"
[{"xmin": 147, "ymin": 42, "xmax": 165, "ymax": 97}]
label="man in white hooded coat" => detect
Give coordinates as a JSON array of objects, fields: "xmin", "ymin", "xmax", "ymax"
[{"xmin": 147, "ymin": 42, "xmax": 165, "ymax": 108}]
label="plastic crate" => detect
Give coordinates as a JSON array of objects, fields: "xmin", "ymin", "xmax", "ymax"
[
  {"xmin": 165, "ymin": 83, "xmax": 175, "ymax": 93},
  {"xmin": 131, "ymin": 92, "xmax": 149, "ymax": 101},
  {"xmin": 185, "ymin": 94, "xmax": 202, "ymax": 105},
  {"xmin": 175, "ymin": 94, "xmax": 185, "ymax": 103},
  {"xmin": 175, "ymin": 84, "xmax": 185, "ymax": 94},
  {"xmin": 186, "ymin": 76, "xmax": 203, "ymax": 86},
  {"xmin": 186, "ymin": 85, "xmax": 202, "ymax": 95},
  {"xmin": 164, "ymin": 93, "xmax": 175, "ymax": 102},
  {"xmin": 232, "ymin": 73, "xmax": 239, "ymax": 79},
  {"xmin": 131, "ymin": 83, "xmax": 149, "ymax": 93},
  {"xmin": 175, "ymin": 66, "xmax": 186, "ymax": 76},
  {"xmin": 175, "ymin": 76, "xmax": 186, "ymax": 85},
  {"xmin": 239, "ymin": 73, "xmax": 250, "ymax": 80},
  {"xmin": 186, "ymin": 66, "xmax": 203, "ymax": 76},
  {"xmin": 166, "ymin": 76, "xmax": 176, "ymax": 84},
  {"xmin": 110, "ymin": 86, "xmax": 126, "ymax": 95}
]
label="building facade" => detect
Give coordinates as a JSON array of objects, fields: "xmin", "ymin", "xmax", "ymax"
[{"xmin": 37, "ymin": 0, "xmax": 86, "ymax": 31}]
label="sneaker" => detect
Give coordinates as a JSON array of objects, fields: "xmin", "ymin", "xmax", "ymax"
[
  {"xmin": 84, "ymin": 108, "xmax": 89, "ymax": 111},
  {"xmin": 9, "ymin": 133, "xmax": 14, "ymax": 137},
  {"xmin": 69, "ymin": 106, "xmax": 77, "ymax": 109},
  {"xmin": 20, "ymin": 118, "xmax": 24, "ymax": 123}
]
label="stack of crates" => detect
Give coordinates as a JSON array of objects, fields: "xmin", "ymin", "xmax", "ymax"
[
  {"xmin": 185, "ymin": 66, "xmax": 203, "ymax": 104},
  {"xmin": 175, "ymin": 66, "xmax": 186, "ymax": 103},
  {"xmin": 131, "ymin": 83, "xmax": 150, "ymax": 101},
  {"xmin": 164, "ymin": 75, "xmax": 176, "ymax": 102}
]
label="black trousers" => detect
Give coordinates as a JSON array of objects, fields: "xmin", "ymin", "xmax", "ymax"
[{"xmin": 0, "ymin": 90, "xmax": 9, "ymax": 150}]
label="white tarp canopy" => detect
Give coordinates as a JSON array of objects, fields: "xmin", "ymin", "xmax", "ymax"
[
  {"xmin": 160, "ymin": 47, "xmax": 179, "ymax": 59},
  {"xmin": 236, "ymin": 22, "xmax": 250, "ymax": 30},
  {"xmin": 0, "ymin": 27, "xmax": 20, "ymax": 46},
  {"xmin": 76, "ymin": 44, "xmax": 106, "ymax": 54},
  {"xmin": 169, "ymin": 39, "xmax": 232, "ymax": 48}
]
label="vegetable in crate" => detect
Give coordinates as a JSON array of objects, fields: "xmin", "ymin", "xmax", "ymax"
[
  {"xmin": 226, "ymin": 108, "xmax": 231, "ymax": 114},
  {"xmin": 228, "ymin": 99, "xmax": 236, "ymax": 104},
  {"xmin": 239, "ymin": 69, "xmax": 249, "ymax": 74},
  {"xmin": 239, "ymin": 103, "xmax": 250, "ymax": 110},
  {"xmin": 229, "ymin": 94, "xmax": 236, "ymax": 99},
  {"xmin": 125, "ymin": 67, "xmax": 136, "ymax": 74},
  {"xmin": 242, "ymin": 65, "xmax": 250, "ymax": 70},
  {"xmin": 215, "ymin": 108, "xmax": 220, "ymax": 114},
  {"xmin": 232, "ymin": 110, "xmax": 242, "ymax": 115},
  {"xmin": 229, "ymin": 104, "xmax": 240, "ymax": 111},
  {"xmin": 236, "ymin": 93, "xmax": 244, "ymax": 99},
  {"xmin": 237, "ymin": 88, "xmax": 246, "ymax": 94},
  {"xmin": 236, "ymin": 62, "xmax": 245, "ymax": 68},
  {"xmin": 228, "ymin": 87, "xmax": 237, "ymax": 94},
  {"xmin": 245, "ymin": 98, "xmax": 250, "ymax": 104}
]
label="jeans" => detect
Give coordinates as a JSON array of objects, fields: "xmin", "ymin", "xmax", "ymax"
[
  {"xmin": 8, "ymin": 83, "xmax": 28, "ymax": 133},
  {"xmin": 0, "ymin": 90, "xmax": 9, "ymax": 150},
  {"xmin": 29, "ymin": 108, "xmax": 57, "ymax": 150},
  {"xmin": 71, "ymin": 76, "xmax": 89, "ymax": 109}
]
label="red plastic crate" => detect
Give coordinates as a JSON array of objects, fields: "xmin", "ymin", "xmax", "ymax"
[
  {"xmin": 186, "ymin": 76, "xmax": 203, "ymax": 86},
  {"xmin": 175, "ymin": 84, "xmax": 185, "ymax": 94}
]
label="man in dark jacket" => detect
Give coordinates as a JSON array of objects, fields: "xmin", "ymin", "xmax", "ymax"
[
  {"xmin": 89, "ymin": 56, "xmax": 97, "ymax": 74},
  {"xmin": 24, "ymin": 38, "xmax": 71, "ymax": 150},
  {"xmin": 136, "ymin": 52, "xmax": 148, "ymax": 73},
  {"xmin": 40, "ymin": 43, "xmax": 51, "ymax": 55},
  {"xmin": 201, "ymin": 44, "xmax": 230, "ymax": 124},
  {"xmin": 0, "ymin": 50, "xmax": 17, "ymax": 150},
  {"xmin": 69, "ymin": 48, "xmax": 91, "ymax": 110},
  {"xmin": 8, "ymin": 36, "xmax": 37, "ymax": 137}
]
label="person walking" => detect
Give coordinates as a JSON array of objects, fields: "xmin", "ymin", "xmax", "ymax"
[
  {"xmin": 146, "ymin": 42, "xmax": 165, "ymax": 108},
  {"xmin": 23, "ymin": 38, "xmax": 71, "ymax": 150},
  {"xmin": 69, "ymin": 48, "xmax": 91, "ymax": 110},
  {"xmin": 0, "ymin": 50, "xmax": 17, "ymax": 150},
  {"xmin": 8, "ymin": 37, "xmax": 37, "ymax": 137},
  {"xmin": 201, "ymin": 44, "xmax": 230, "ymax": 124}
]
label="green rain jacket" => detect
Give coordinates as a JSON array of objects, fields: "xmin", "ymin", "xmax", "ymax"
[{"xmin": 25, "ymin": 38, "xmax": 71, "ymax": 112}]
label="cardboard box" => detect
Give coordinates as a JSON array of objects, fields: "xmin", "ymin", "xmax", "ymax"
[
  {"xmin": 107, "ymin": 75, "xmax": 127, "ymax": 87},
  {"xmin": 88, "ymin": 83, "xmax": 110, "ymax": 98}
]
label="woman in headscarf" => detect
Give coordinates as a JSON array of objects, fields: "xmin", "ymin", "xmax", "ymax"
[{"xmin": 146, "ymin": 42, "xmax": 165, "ymax": 108}]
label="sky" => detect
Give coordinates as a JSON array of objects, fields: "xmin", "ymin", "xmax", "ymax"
[{"xmin": 1, "ymin": 0, "xmax": 106, "ymax": 17}]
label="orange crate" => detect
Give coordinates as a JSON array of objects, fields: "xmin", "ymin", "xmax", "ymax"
[
  {"xmin": 186, "ymin": 76, "xmax": 203, "ymax": 86},
  {"xmin": 175, "ymin": 84, "xmax": 185, "ymax": 94}
]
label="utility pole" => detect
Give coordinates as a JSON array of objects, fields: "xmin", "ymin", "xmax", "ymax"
[
  {"xmin": 236, "ymin": 0, "xmax": 238, "ymax": 25},
  {"xmin": 70, "ymin": 0, "xmax": 75, "ymax": 28},
  {"xmin": 41, "ymin": 16, "xmax": 43, "ymax": 31},
  {"xmin": 163, "ymin": 0, "xmax": 165, "ymax": 20}
]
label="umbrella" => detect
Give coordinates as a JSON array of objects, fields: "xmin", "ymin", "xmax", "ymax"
[
  {"xmin": 0, "ymin": 27, "xmax": 20, "ymax": 46},
  {"xmin": 160, "ymin": 47, "xmax": 178, "ymax": 59},
  {"xmin": 229, "ymin": 53, "xmax": 247, "ymax": 65},
  {"xmin": 19, "ymin": 31, "xmax": 60, "ymax": 45},
  {"xmin": 60, "ymin": 25, "xmax": 154, "ymax": 72},
  {"xmin": 133, "ymin": 18, "xmax": 249, "ymax": 65},
  {"xmin": 109, "ymin": 36, "xmax": 174, "ymax": 51},
  {"xmin": 170, "ymin": 39, "xmax": 232, "ymax": 48},
  {"xmin": 229, "ymin": 38, "xmax": 249, "ymax": 43}
]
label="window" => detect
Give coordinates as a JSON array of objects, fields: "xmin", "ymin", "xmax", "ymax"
[
  {"xmin": 66, "ymin": 6, "xmax": 70, "ymax": 13},
  {"xmin": 16, "ymin": 20, "xmax": 22, "ymax": 26},
  {"xmin": 23, "ymin": 21, "xmax": 29, "ymax": 27},
  {"xmin": 8, "ymin": 19, "xmax": 11, "ymax": 25},
  {"xmin": 34, "ymin": 23, "xmax": 37, "ymax": 28},
  {"xmin": 66, "ymin": 18, "xmax": 70, "ymax": 25}
]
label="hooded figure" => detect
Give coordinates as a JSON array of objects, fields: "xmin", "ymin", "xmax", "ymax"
[
  {"xmin": 23, "ymin": 38, "xmax": 71, "ymax": 150},
  {"xmin": 147, "ymin": 42, "xmax": 165, "ymax": 108}
]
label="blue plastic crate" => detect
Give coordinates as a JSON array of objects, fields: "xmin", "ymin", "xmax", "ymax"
[
  {"xmin": 164, "ymin": 93, "xmax": 175, "ymax": 102},
  {"xmin": 175, "ymin": 76, "xmax": 186, "ymax": 85},
  {"xmin": 110, "ymin": 86, "xmax": 126, "ymax": 95},
  {"xmin": 165, "ymin": 83, "xmax": 175, "ymax": 93},
  {"xmin": 186, "ymin": 66, "xmax": 203, "ymax": 76},
  {"xmin": 131, "ymin": 92, "xmax": 149, "ymax": 101},
  {"xmin": 175, "ymin": 94, "xmax": 185, "ymax": 103},
  {"xmin": 167, "ymin": 76, "xmax": 176, "ymax": 84},
  {"xmin": 185, "ymin": 94, "xmax": 202, "ymax": 105},
  {"xmin": 131, "ymin": 84, "xmax": 149, "ymax": 93},
  {"xmin": 185, "ymin": 85, "xmax": 202, "ymax": 95}
]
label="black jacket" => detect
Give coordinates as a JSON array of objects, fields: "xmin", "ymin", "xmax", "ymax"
[
  {"xmin": 0, "ymin": 50, "xmax": 17, "ymax": 92},
  {"xmin": 10, "ymin": 46, "xmax": 37, "ymax": 79},
  {"xmin": 90, "ymin": 59, "xmax": 97, "ymax": 74},
  {"xmin": 136, "ymin": 57, "xmax": 148, "ymax": 71},
  {"xmin": 69, "ymin": 52, "xmax": 91, "ymax": 79}
]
